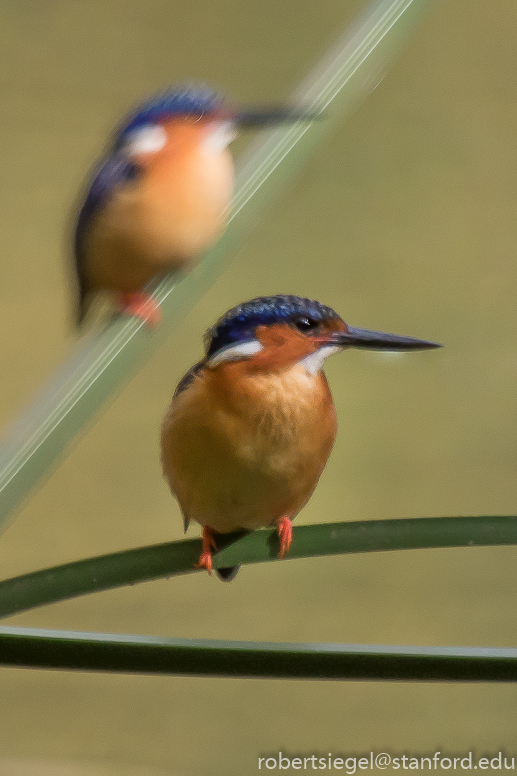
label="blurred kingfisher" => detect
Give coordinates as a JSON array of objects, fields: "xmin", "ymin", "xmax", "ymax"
[
  {"xmin": 74, "ymin": 86, "xmax": 315, "ymax": 325},
  {"xmin": 161, "ymin": 294, "xmax": 441, "ymax": 580}
]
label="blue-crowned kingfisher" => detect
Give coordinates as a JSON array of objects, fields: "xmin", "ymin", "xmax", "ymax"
[
  {"xmin": 74, "ymin": 87, "xmax": 315, "ymax": 325},
  {"xmin": 161, "ymin": 295, "xmax": 441, "ymax": 579}
]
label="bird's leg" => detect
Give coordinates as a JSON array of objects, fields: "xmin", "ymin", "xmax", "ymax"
[
  {"xmin": 196, "ymin": 526, "xmax": 218, "ymax": 575},
  {"xmin": 118, "ymin": 292, "xmax": 161, "ymax": 327},
  {"xmin": 277, "ymin": 516, "xmax": 293, "ymax": 558}
]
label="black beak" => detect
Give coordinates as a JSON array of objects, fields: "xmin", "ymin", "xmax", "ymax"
[
  {"xmin": 327, "ymin": 326, "xmax": 442, "ymax": 351},
  {"xmin": 235, "ymin": 107, "xmax": 322, "ymax": 128}
]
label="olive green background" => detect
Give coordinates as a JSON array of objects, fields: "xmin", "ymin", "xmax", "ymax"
[{"xmin": 0, "ymin": 0, "xmax": 517, "ymax": 774}]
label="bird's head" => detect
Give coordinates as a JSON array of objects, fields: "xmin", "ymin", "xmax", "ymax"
[
  {"xmin": 204, "ymin": 295, "xmax": 441, "ymax": 375},
  {"xmin": 110, "ymin": 85, "xmax": 317, "ymax": 165}
]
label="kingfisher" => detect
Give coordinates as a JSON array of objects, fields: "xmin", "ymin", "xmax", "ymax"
[
  {"xmin": 161, "ymin": 294, "xmax": 441, "ymax": 580},
  {"xmin": 74, "ymin": 86, "xmax": 315, "ymax": 325}
]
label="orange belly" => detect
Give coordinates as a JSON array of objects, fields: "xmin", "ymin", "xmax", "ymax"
[
  {"xmin": 161, "ymin": 365, "xmax": 337, "ymax": 534},
  {"xmin": 85, "ymin": 146, "xmax": 234, "ymax": 293}
]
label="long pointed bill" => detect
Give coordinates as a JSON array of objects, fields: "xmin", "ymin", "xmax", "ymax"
[
  {"xmin": 324, "ymin": 326, "xmax": 442, "ymax": 351},
  {"xmin": 235, "ymin": 107, "xmax": 322, "ymax": 127}
]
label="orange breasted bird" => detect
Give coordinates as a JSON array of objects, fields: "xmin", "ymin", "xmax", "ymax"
[
  {"xmin": 161, "ymin": 295, "xmax": 441, "ymax": 580},
  {"xmin": 74, "ymin": 87, "xmax": 315, "ymax": 325}
]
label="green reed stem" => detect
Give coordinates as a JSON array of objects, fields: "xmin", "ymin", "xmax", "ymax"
[{"xmin": 0, "ymin": 515, "xmax": 514, "ymax": 619}]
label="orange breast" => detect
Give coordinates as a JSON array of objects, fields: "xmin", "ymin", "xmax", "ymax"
[
  {"xmin": 161, "ymin": 364, "xmax": 337, "ymax": 534},
  {"xmin": 85, "ymin": 122, "xmax": 235, "ymax": 293},
  {"xmin": 144, "ymin": 132, "xmax": 234, "ymax": 257}
]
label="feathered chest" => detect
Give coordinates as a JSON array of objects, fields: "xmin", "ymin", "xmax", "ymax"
[
  {"xmin": 109, "ymin": 144, "xmax": 234, "ymax": 260},
  {"xmin": 161, "ymin": 361, "xmax": 339, "ymax": 530},
  {"xmin": 234, "ymin": 367, "xmax": 332, "ymax": 440},
  {"xmin": 168, "ymin": 363, "xmax": 337, "ymax": 475}
]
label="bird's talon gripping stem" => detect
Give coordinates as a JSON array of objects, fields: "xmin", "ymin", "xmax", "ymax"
[
  {"xmin": 118, "ymin": 292, "xmax": 161, "ymax": 327},
  {"xmin": 277, "ymin": 516, "xmax": 293, "ymax": 558},
  {"xmin": 196, "ymin": 526, "xmax": 218, "ymax": 574}
]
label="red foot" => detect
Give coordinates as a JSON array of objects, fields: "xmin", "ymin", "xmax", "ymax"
[
  {"xmin": 277, "ymin": 516, "xmax": 293, "ymax": 558},
  {"xmin": 195, "ymin": 526, "xmax": 218, "ymax": 575},
  {"xmin": 118, "ymin": 292, "xmax": 161, "ymax": 327}
]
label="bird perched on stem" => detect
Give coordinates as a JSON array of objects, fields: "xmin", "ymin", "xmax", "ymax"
[
  {"xmin": 161, "ymin": 294, "xmax": 441, "ymax": 580},
  {"xmin": 73, "ymin": 87, "xmax": 316, "ymax": 325}
]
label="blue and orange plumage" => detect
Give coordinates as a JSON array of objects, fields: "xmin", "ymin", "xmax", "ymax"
[
  {"xmin": 161, "ymin": 295, "xmax": 441, "ymax": 580},
  {"xmin": 74, "ymin": 87, "xmax": 316, "ymax": 325}
]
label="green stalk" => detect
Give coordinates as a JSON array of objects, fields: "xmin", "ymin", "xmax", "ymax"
[
  {"xmin": 1, "ymin": 626, "xmax": 517, "ymax": 681},
  {"xmin": 0, "ymin": 515, "xmax": 515, "ymax": 619}
]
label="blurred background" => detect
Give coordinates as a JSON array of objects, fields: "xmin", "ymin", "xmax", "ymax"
[{"xmin": 1, "ymin": 0, "xmax": 517, "ymax": 773}]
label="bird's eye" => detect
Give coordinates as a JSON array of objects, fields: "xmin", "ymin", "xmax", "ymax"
[{"xmin": 294, "ymin": 316, "xmax": 319, "ymax": 332}]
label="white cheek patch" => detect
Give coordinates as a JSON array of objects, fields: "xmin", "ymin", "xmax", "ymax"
[
  {"xmin": 202, "ymin": 121, "xmax": 237, "ymax": 153},
  {"xmin": 300, "ymin": 345, "xmax": 341, "ymax": 375},
  {"xmin": 207, "ymin": 339, "xmax": 263, "ymax": 368},
  {"xmin": 125, "ymin": 124, "xmax": 167, "ymax": 156}
]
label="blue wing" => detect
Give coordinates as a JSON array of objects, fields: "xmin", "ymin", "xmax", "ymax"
[
  {"xmin": 74, "ymin": 153, "xmax": 139, "ymax": 324},
  {"xmin": 173, "ymin": 360, "xmax": 205, "ymax": 398}
]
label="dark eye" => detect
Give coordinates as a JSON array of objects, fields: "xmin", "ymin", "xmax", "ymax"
[
  {"xmin": 125, "ymin": 162, "xmax": 141, "ymax": 181},
  {"xmin": 294, "ymin": 316, "xmax": 319, "ymax": 332}
]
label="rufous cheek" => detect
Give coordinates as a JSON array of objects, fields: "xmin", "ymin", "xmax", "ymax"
[
  {"xmin": 250, "ymin": 324, "xmax": 319, "ymax": 371},
  {"xmin": 255, "ymin": 324, "xmax": 288, "ymax": 348}
]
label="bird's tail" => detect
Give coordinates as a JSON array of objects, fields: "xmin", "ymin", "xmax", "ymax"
[
  {"xmin": 215, "ymin": 565, "xmax": 241, "ymax": 582},
  {"xmin": 76, "ymin": 294, "xmax": 88, "ymax": 326},
  {"xmin": 77, "ymin": 288, "xmax": 90, "ymax": 326}
]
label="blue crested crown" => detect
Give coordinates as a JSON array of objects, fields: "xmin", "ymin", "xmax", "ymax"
[
  {"xmin": 117, "ymin": 86, "xmax": 225, "ymax": 141},
  {"xmin": 206, "ymin": 295, "xmax": 342, "ymax": 358}
]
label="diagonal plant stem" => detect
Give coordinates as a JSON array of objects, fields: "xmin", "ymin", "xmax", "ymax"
[
  {"xmin": 1, "ymin": 626, "xmax": 517, "ymax": 681},
  {"xmin": 0, "ymin": 0, "xmax": 432, "ymax": 528},
  {"xmin": 0, "ymin": 515, "xmax": 515, "ymax": 619}
]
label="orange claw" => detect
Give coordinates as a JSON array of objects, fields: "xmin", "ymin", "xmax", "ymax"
[
  {"xmin": 277, "ymin": 516, "xmax": 293, "ymax": 558},
  {"xmin": 118, "ymin": 292, "xmax": 161, "ymax": 327},
  {"xmin": 195, "ymin": 526, "xmax": 218, "ymax": 575}
]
